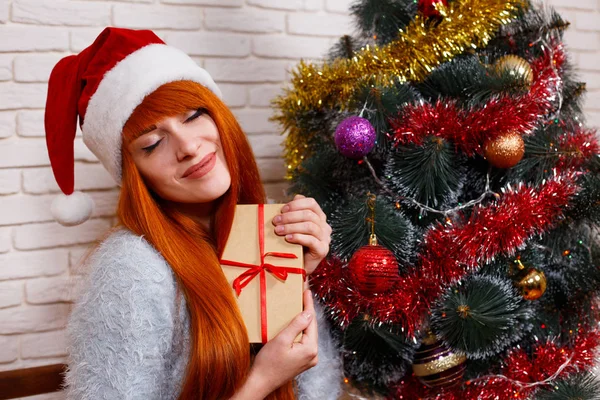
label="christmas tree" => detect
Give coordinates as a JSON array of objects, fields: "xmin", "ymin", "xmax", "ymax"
[{"xmin": 273, "ymin": 0, "xmax": 600, "ymax": 398}]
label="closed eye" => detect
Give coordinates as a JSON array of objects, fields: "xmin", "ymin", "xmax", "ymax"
[
  {"xmin": 142, "ymin": 139, "xmax": 162, "ymax": 154},
  {"xmin": 185, "ymin": 108, "xmax": 205, "ymax": 123}
]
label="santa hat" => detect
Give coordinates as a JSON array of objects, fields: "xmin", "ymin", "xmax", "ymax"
[{"xmin": 44, "ymin": 27, "xmax": 222, "ymax": 226}]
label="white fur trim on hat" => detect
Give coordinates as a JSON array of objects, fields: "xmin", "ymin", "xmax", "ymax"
[
  {"xmin": 81, "ymin": 43, "xmax": 222, "ymax": 186},
  {"xmin": 51, "ymin": 191, "xmax": 94, "ymax": 226}
]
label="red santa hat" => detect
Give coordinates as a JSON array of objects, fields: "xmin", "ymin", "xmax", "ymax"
[{"xmin": 44, "ymin": 27, "xmax": 222, "ymax": 226}]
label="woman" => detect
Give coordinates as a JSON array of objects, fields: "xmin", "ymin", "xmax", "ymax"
[{"xmin": 44, "ymin": 27, "xmax": 342, "ymax": 399}]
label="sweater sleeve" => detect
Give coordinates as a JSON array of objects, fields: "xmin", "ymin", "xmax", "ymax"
[
  {"xmin": 295, "ymin": 291, "xmax": 343, "ymax": 400},
  {"xmin": 63, "ymin": 230, "xmax": 179, "ymax": 400}
]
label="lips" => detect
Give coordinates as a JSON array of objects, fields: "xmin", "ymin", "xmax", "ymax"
[{"xmin": 182, "ymin": 152, "xmax": 217, "ymax": 179}]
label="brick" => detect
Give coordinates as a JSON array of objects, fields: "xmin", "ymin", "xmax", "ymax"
[
  {"xmin": 576, "ymin": 12, "xmax": 600, "ymax": 31},
  {"xmin": 205, "ymin": 59, "xmax": 288, "ymax": 83},
  {"xmin": 0, "ymin": 336, "xmax": 19, "ymax": 363},
  {"xmin": 0, "ymin": 111, "xmax": 15, "ymax": 138},
  {"xmin": 89, "ymin": 191, "xmax": 119, "ymax": 219},
  {"xmin": 113, "ymin": 4, "xmax": 202, "ymax": 30},
  {"xmin": 14, "ymin": 54, "xmax": 64, "ymax": 83},
  {"xmin": 257, "ymin": 158, "xmax": 286, "ymax": 182},
  {"xmin": 563, "ymin": 30, "xmax": 600, "ymax": 51},
  {"xmin": 586, "ymin": 111, "xmax": 600, "ymax": 128},
  {"xmin": 23, "ymin": 164, "xmax": 116, "ymax": 194},
  {"xmin": 547, "ymin": 0, "xmax": 596, "ymax": 10},
  {"xmin": 13, "ymin": 0, "xmax": 110, "ymax": 26},
  {"xmin": 165, "ymin": 31, "xmax": 250, "ymax": 57},
  {"xmin": 0, "ymin": 281, "xmax": 22, "ymax": 309},
  {"xmin": 26, "ymin": 276, "xmax": 73, "ymax": 304},
  {"xmin": 325, "ymin": 0, "xmax": 351, "ymax": 13},
  {"xmin": 248, "ymin": 134, "xmax": 284, "ymax": 158},
  {"xmin": 287, "ymin": 12, "xmax": 352, "ymax": 36},
  {"xmin": 16, "ymin": 110, "xmax": 44, "ymax": 137},
  {"xmin": 217, "ymin": 84, "xmax": 247, "ymax": 108},
  {"xmin": 253, "ymin": 35, "xmax": 333, "ymax": 59},
  {"xmin": 0, "ymin": 26, "xmax": 69, "ymax": 52},
  {"xmin": 249, "ymin": 84, "xmax": 283, "ymax": 107},
  {"xmin": 0, "ymin": 228, "xmax": 10, "ymax": 253},
  {"xmin": 69, "ymin": 27, "xmax": 105, "ymax": 52},
  {"xmin": 0, "ymin": 138, "xmax": 98, "ymax": 168},
  {"xmin": 0, "ymin": 82, "xmax": 47, "ymax": 110},
  {"xmin": 0, "ymin": 0, "xmax": 7, "ymax": 23},
  {"xmin": 580, "ymin": 53, "xmax": 600, "ymax": 70},
  {"xmin": 163, "ymin": 0, "xmax": 243, "ymax": 6},
  {"xmin": 205, "ymin": 8, "xmax": 285, "ymax": 33},
  {"xmin": 264, "ymin": 181, "xmax": 291, "ymax": 203},
  {"xmin": 11, "ymin": 391, "xmax": 67, "ymax": 400},
  {"xmin": 0, "ymin": 249, "xmax": 68, "ymax": 280},
  {"xmin": 0, "ymin": 139, "xmax": 49, "ymax": 168},
  {"xmin": 77, "ymin": 0, "xmax": 151, "ymax": 3},
  {"xmin": 69, "ymin": 247, "xmax": 92, "ymax": 272},
  {"xmin": 14, "ymin": 219, "xmax": 111, "ymax": 250},
  {"xmin": 578, "ymin": 71, "xmax": 600, "ymax": 90},
  {"xmin": 21, "ymin": 330, "xmax": 68, "ymax": 359},
  {"xmin": 584, "ymin": 91, "xmax": 600, "ymax": 109},
  {"xmin": 0, "ymin": 54, "xmax": 12, "ymax": 81},
  {"xmin": 0, "ymin": 195, "xmax": 57, "ymax": 226},
  {"xmin": 248, "ymin": 0, "xmax": 321, "ymax": 11},
  {"xmin": 0, "ymin": 357, "xmax": 68, "ymax": 372},
  {"xmin": 0, "ymin": 304, "xmax": 70, "ymax": 334},
  {"xmin": 0, "ymin": 170, "xmax": 20, "ymax": 195},
  {"xmin": 234, "ymin": 109, "xmax": 279, "ymax": 134}
]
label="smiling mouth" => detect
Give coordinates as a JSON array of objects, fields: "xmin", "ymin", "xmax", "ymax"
[{"xmin": 182, "ymin": 152, "xmax": 217, "ymax": 179}]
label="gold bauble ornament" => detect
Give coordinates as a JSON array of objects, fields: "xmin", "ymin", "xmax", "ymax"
[
  {"xmin": 494, "ymin": 55, "xmax": 534, "ymax": 89},
  {"xmin": 412, "ymin": 332, "xmax": 467, "ymax": 388},
  {"xmin": 516, "ymin": 268, "xmax": 547, "ymax": 300},
  {"xmin": 483, "ymin": 131, "xmax": 525, "ymax": 168}
]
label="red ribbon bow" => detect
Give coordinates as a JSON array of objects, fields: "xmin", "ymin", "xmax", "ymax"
[{"xmin": 220, "ymin": 204, "xmax": 306, "ymax": 344}]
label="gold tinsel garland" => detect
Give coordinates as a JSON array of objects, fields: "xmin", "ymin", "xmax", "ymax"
[{"xmin": 273, "ymin": 0, "xmax": 528, "ymax": 178}]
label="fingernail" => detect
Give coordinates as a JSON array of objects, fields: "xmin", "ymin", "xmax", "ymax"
[
  {"xmin": 273, "ymin": 215, "xmax": 282, "ymax": 224},
  {"xmin": 286, "ymin": 234, "xmax": 293, "ymax": 240},
  {"xmin": 302, "ymin": 311, "xmax": 312, "ymax": 320},
  {"xmin": 276, "ymin": 225, "xmax": 284, "ymax": 233},
  {"xmin": 281, "ymin": 205, "xmax": 290, "ymax": 213}
]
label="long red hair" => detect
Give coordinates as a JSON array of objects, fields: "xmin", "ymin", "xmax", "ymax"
[{"xmin": 117, "ymin": 80, "xmax": 296, "ymax": 399}]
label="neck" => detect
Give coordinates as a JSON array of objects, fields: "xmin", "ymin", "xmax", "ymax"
[{"xmin": 167, "ymin": 201, "xmax": 215, "ymax": 232}]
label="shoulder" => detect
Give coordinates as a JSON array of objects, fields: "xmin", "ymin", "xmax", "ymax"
[{"xmin": 72, "ymin": 227, "xmax": 178, "ymax": 313}]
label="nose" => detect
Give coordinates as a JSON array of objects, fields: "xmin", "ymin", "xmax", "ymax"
[{"xmin": 171, "ymin": 124, "xmax": 201, "ymax": 162}]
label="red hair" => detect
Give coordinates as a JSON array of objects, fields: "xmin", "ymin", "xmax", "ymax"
[{"xmin": 118, "ymin": 80, "xmax": 296, "ymax": 399}]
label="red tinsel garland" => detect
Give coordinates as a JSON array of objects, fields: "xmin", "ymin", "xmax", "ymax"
[
  {"xmin": 388, "ymin": 45, "xmax": 566, "ymax": 156},
  {"xmin": 388, "ymin": 330, "xmax": 600, "ymax": 399},
  {"xmin": 311, "ymin": 174, "xmax": 579, "ymax": 335},
  {"xmin": 556, "ymin": 127, "xmax": 600, "ymax": 170}
]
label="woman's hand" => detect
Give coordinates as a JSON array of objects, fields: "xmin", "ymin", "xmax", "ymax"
[
  {"xmin": 232, "ymin": 289, "xmax": 318, "ymax": 399},
  {"xmin": 273, "ymin": 194, "xmax": 331, "ymax": 276}
]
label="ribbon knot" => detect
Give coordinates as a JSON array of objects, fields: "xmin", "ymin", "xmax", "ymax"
[{"xmin": 220, "ymin": 204, "xmax": 305, "ymax": 343}]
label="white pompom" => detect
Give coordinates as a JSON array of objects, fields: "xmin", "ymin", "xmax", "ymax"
[{"xmin": 51, "ymin": 191, "xmax": 94, "ymax": 226}]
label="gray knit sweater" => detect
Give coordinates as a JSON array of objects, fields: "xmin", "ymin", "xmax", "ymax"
[{"xmin": 63, "ymin": 228, "xmax": 343, "ymax": 400}]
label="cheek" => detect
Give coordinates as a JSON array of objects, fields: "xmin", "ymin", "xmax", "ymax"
[{"xmin": 134, "ymin": 155, "xmax": 175, "ymax": 191}]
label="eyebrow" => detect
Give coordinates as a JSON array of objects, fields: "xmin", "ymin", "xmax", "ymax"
[{"xmin": 136, "ymin": 124, "xmax": 157, "ymax": 139}]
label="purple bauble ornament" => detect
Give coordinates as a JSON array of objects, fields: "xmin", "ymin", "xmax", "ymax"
[{"xmin": 334, "ymin": 116, "xmax": 376, "ymax": 159}]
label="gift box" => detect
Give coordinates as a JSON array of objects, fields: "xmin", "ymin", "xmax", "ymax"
[{"xmin": 220, "ymin": 204, "xmax": 305, "ymax": 344}]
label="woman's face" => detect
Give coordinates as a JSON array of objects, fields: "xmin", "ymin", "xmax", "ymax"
[{"xmin": 126, "ymin": 108, "xmax": 231, "ymax": 204}]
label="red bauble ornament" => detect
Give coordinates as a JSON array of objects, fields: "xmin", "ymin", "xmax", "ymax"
[
  {"xmin": 418, "ymin": 0, "xmax": 448, "ymax": 19},
  {"xmin": 347, "ymin": 237, "xmax": 399, "ymax": 297}
]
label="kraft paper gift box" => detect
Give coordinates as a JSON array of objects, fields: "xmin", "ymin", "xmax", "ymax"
[{"xmin": 220, "ymin": 204, "xmax": 305, "ymax": 344}]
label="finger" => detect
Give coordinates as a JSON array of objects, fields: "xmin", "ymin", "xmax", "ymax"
[
  {"xmin": 285, "ymin": 233, "xmax": 329, "ymax": 258},
  {"xmin": 282, "ymin": 197, "xmax": 327, "ymax": 222},
  {"xmin": 272, "ymin": 209, "xmax": 321, "ymax": 227},
  {"xmin": 277, "ymin": 301, "xmax": 313, "ymax": 345},
  {"xmin": 275, "ymin": 221, "xmax": 324, "ymax": 241},
  {"xmin": 300, "ymin": 290, "xmax": 318, "ymax": 347}
]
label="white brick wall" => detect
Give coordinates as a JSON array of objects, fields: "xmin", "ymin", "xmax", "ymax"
[{"xmin": 0, "ymin": 1, "xmax": 598, "ymax": 397}]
